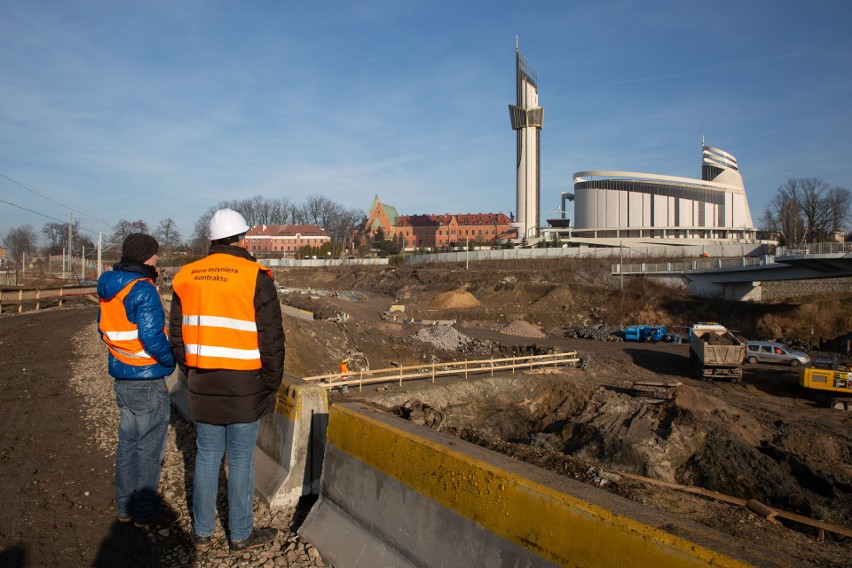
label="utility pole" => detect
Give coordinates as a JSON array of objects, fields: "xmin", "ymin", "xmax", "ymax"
[
  {"xmin": 97, "ymin": 232, "xmax": 103, "ymax": 278},
  {"xmin": 68, "ymin": 212, "xmax": 73, "ymax": 276}
]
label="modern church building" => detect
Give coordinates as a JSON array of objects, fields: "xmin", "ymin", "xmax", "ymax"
[
  {"xmin": 569, "ymin": 145, "xmax": 757, "ymax": 241},
  {"xmin": 507, "ymin": 41, "xmax": 758, "ymax": 245}
]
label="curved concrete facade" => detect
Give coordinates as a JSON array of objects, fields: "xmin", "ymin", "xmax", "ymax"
[{"xmin": 572, "ymin": 146, "xmax": 756, "ymax": 241}]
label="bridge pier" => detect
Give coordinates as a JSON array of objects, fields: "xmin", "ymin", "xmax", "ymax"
[{"xmin": 686, "ymin": 279, "xmax": 762, "ymax": 301}]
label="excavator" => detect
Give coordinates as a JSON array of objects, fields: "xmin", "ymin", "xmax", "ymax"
[{"xmin": 800, "ymin": 354, "xmax": 851, "ymax": 410}]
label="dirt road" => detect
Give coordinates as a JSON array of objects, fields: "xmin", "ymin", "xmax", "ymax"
[
  {"xmin": 0, "ymin": 306, "xmax": 324, "ymax": 568},
  {"xmin": 0, "ymin": 307, "xmax": 163, "ymax": 567}
]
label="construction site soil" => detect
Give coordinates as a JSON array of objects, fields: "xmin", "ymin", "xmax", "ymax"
[{"xmin": 1, "ymin": 258, "xmax": 851, "ymax": 567}]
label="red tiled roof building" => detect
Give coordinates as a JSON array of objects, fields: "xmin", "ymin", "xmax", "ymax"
[
  {"xmin": 244, "ymin": 224, "xmax": 330, "ymax": 258},
  {"xmin": 363, "ymin": 196, "xmax": 517, "ymax": 250}
]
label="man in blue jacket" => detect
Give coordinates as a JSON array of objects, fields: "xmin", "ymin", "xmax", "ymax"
[{"xmin": 97, "ymin": 233, "xmax": 180, "ymax": 527}]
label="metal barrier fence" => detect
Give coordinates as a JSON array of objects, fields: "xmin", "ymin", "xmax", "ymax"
[
  {"xmin": 303, "ymin": 351, "xmax": 580, "ymax": 391},
  {"xmin": 404, "ymin": 242, "xmax": 767, "ymax": 265},
  {"xmin": 612, "ymin": 241, "xmax": 852, "ymax": 275},
  {"xmin": 613, "ymin": 256, "xmax": 767, "ymax": 275}
]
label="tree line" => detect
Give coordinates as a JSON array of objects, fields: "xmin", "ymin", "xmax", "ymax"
[
  {"xmin": 3, "ymin": 179, "xmax": 850, "ymax": 265},
  {"xmin": 2, "ymin": 194, "xmax": 365, "ymax": 264},
  {"xmin": 759, "ymin": 178, "xmax": 850, "ymax": 245}
]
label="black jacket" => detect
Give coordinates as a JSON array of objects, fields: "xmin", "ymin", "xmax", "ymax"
[{"xmin": 169, "ymin": 244, "xmax": 284, "ymax": 424}]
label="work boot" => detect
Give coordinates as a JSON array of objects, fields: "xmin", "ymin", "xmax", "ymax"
[
  {"xmin": 133, "ymin": 508, "xmax": 182, "ymax": 528},
  {"xmin": 190, "ymin": 530, "xmax": 212, "ymax": 548},
  {"xmin": 229, "ymin": 527, "xmax": 278, "ymax": 552}
]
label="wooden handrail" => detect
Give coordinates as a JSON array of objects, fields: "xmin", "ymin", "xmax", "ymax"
[
  {"xmin": 0, "ymin": 286, "xmax": 98, "ymax": 314},
  {"xmin": 304, "ymin": 352, "xmax": 580, "ymax": 391}
]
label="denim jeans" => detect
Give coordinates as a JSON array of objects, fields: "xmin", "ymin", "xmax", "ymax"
[
  {"xmin": 192, "ymin": 420, "xmax": 261, "ymax": 542},
  {"xmin": 113, "ymin": 378, "xmax": 170, "ymax": 521}
]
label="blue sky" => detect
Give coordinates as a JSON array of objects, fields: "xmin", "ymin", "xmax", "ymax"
[{"xmin": 2, "ymin": 0, "xmax": 851, "ymax": 244}]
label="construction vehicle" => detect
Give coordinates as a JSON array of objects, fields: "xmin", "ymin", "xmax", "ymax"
[
  {"xmin": 688, "ymin": 323, "xmax": 745, "ymax": 382},
  {"xmin": 799, "ymin": 354, "xmax": 852, "ymax": 410},
  {"xmin": 624, "ymin": 325, "xmax": 667, "ymax": 342}
]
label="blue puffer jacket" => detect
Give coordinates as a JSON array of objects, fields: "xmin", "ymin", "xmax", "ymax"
[{"xmin": 97, "ymin": 263, "xmax": 176, "ymax": 379}]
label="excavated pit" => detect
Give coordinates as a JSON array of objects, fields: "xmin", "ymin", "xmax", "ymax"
[{"xmin": 360, "ymin": 373, "xmax": 851, "ymax": 541}]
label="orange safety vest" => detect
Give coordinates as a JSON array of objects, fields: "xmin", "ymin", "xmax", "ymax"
[
  {"xmin": 172, "ymin": 254, "xmax": 272, "ymax": 371},
  {"xmin": 99, "ymin": 278, "xmax": 162, "ymax": 366}
]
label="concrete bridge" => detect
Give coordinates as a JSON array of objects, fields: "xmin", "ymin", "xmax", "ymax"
[{"xmin": 612, "ymin": 242, "xmax": 852, "ymax": 300}]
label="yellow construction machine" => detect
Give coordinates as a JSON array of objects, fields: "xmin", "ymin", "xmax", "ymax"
[{"xmin": 800, "ymin": 354, "xmax": 851, "ymax": 410}]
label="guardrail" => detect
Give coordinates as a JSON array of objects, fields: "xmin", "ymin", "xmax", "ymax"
[
  {"xmin": 0, "ymin": 286, "xmax": 97, "ymax": 314},
  {"xmin": 612, "ymin": 256, "xmax": 767, "ymax": 275},
  {"xmin": 776, "ymin": 241, "xmax": 852, "ymax": 256},
  {"xmin": 303, "ymin": 351, "xmax": 580, "ymax": 391}
]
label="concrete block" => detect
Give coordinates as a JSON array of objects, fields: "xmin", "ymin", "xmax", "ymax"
[{"xmin": 255, "ymin": 376, "xmax": 329, "ymax": 509}]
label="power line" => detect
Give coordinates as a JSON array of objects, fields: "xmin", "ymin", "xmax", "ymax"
[
  {"xmin": 0, "ymin": 198, "xmax": 105, "ymax": 236},
  {"xmin": 0, "ymin": 170, "xmax": 113, "ymax": 232}
]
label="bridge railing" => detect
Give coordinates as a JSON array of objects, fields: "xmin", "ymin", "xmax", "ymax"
[
  {"xmin": 612, "ymin": 256, "xmax": 766, "ymax": 275},
  {"xmin": 776, "ymin": 242, "xmax": 852, "ymax": 256}
]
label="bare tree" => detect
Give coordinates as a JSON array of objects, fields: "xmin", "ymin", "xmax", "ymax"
[
  {"xmin": 3, "ymin": 225, "xmax": 39, "ymax": 263},
  {"xmin": 761, "ymin": 178, "xmax": 850, "ymax": 245},
  {"xmin": 41, "ymin": 222, "xmax": 66, "ymax": 253},
  {"xmin": 316, "ymin": 206, "xmax": 365, "ymax": 255},
  {"xmin": 41, "ymin": 221, "xmax": 95, "ymax": 256},
  {"xmin": 188, "ymin": 206, "xmax": 219, "ymax": 257},
  {"xmin": 154, "ymin": 218, "xmax": 182, "ymax": 252}
]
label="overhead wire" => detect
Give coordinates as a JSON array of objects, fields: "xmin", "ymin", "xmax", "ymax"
[
  {"xmin": 0, "ymin": 171, "xmax": 123, "ymax": 262},
  {"xmin": 0, "ymin": 171, "xmax": 114, "ymax": 236}
]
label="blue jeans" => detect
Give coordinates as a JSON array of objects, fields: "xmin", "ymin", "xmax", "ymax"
[
  {"xmin": 192, "ymin": 420, "xmax": 261, "ymax": 542},
  {"xmin": 113, "ymin": 378, "xmax": 170, "ymax": 521}
]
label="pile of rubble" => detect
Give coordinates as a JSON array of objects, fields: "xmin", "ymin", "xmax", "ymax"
[
  {"xmin": 563, "ymin": 324, "xmax": 624, "ymax": 341},
  {"xmin": 501, "ymin": 320, "xmax": 546, "ymax": 339},
  {"xmin": 413, "ymin": 324, "xmax": 498, "ymax": 355}
]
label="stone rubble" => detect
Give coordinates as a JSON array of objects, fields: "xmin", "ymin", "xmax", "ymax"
[
  {"xmin": 412, "ymin": 324, "xmax": 497, "ymax": 355},
  {"xmin": 69, "ymin": 323, "xmax": 329, "ymax": 568}
]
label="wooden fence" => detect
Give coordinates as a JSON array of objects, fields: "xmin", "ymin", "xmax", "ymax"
[
  {"xmin": 0, "ymin": 286, "xmax": 98, "ymax": 314},
  {"xmin": 303, "ymin": 351, "xmax": 580, "ymax": 391}
]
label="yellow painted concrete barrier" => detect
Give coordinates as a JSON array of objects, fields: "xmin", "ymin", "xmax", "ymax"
[
  {"xmin": 255, "ymin": 377, "xmax": 328, "ymax": 508},
  {"xmin": 299, "ymin": 403, "xmax": 777, "ymax": 568},
  {"xmin": 168, "ymin": 372, "xmax": 329, "ymax": 509}
]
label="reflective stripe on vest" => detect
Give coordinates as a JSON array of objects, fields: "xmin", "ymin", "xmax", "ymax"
[
  {"xmin": 172, "ymin": 254, "xmax": 272, "ymax": 371},
  {"xmin": 99, "ymin": 278, "xmax": 161, "ymax": 366}
]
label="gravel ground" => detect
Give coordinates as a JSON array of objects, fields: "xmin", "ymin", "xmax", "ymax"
[{"xmin": 69, "ymin": 320, "xmax": 329, "ymax": 568}]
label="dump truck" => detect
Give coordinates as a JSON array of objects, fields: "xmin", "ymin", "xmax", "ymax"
[
  {"xmin": 688, "ymin": 323, "xmax": 745, "ymax": 381},
  {"xmin": 799, "ymin": 354, "xmax": 852, "ymax": 410}
]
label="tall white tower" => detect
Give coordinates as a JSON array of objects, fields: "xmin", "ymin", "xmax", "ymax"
[{"xmin": 508, "ymin": 40, "xmax": 544, "ymax": 240}]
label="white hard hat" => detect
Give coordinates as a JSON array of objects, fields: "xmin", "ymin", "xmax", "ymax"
[{"xmin": 208, "ymin": 208, "xmax": 250, "ymax": 241}]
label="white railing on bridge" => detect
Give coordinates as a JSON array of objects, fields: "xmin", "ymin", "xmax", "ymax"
[
  {"xmin": 775, "ymin": 242, "xmax": 852, "ymax": 256},
  {"xmin": 612, "ymin": 241, "xmax": 851, "ymax": 275},
  {"xmin": 613, "ymin": 256, "xmax": 767, "ymax": 275}
]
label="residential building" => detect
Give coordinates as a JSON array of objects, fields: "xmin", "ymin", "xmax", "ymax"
[
  {"xmin": 361, "ymin": 197, "xmax": 517, "ymax": 250},
  {"xmin": 244, "ymin": 224, "xmax": 330, "ymax": 258}
]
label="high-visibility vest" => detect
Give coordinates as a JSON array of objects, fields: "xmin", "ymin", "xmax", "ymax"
[
  {"xmin": 99, "ymin": 278, "xmax": 162, "ymax": 366},
  {"xmin": 172, "ymin": 254, "xmax": 272, "ymax": 371}
]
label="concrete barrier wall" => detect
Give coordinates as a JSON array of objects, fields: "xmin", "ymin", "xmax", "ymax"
[
  {"xmin": 168, "ymin": 372, "xmax": 329, "ymax": 509},
  {"xmin": 255, "ymin": 378, "xmax": 329, "ymax": 508},
  {"xmin": 299, "ymin": 403, "xmax": 773, "ymax": 568}
]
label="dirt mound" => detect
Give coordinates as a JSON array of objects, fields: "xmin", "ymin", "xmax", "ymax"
[
  {"xmin": 428, "ymin": 289, "xmax": 481, "ymax": 309},
  {"xmin": 501, "ymin": 320, "xmax": 546, "ymax": 338}
]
